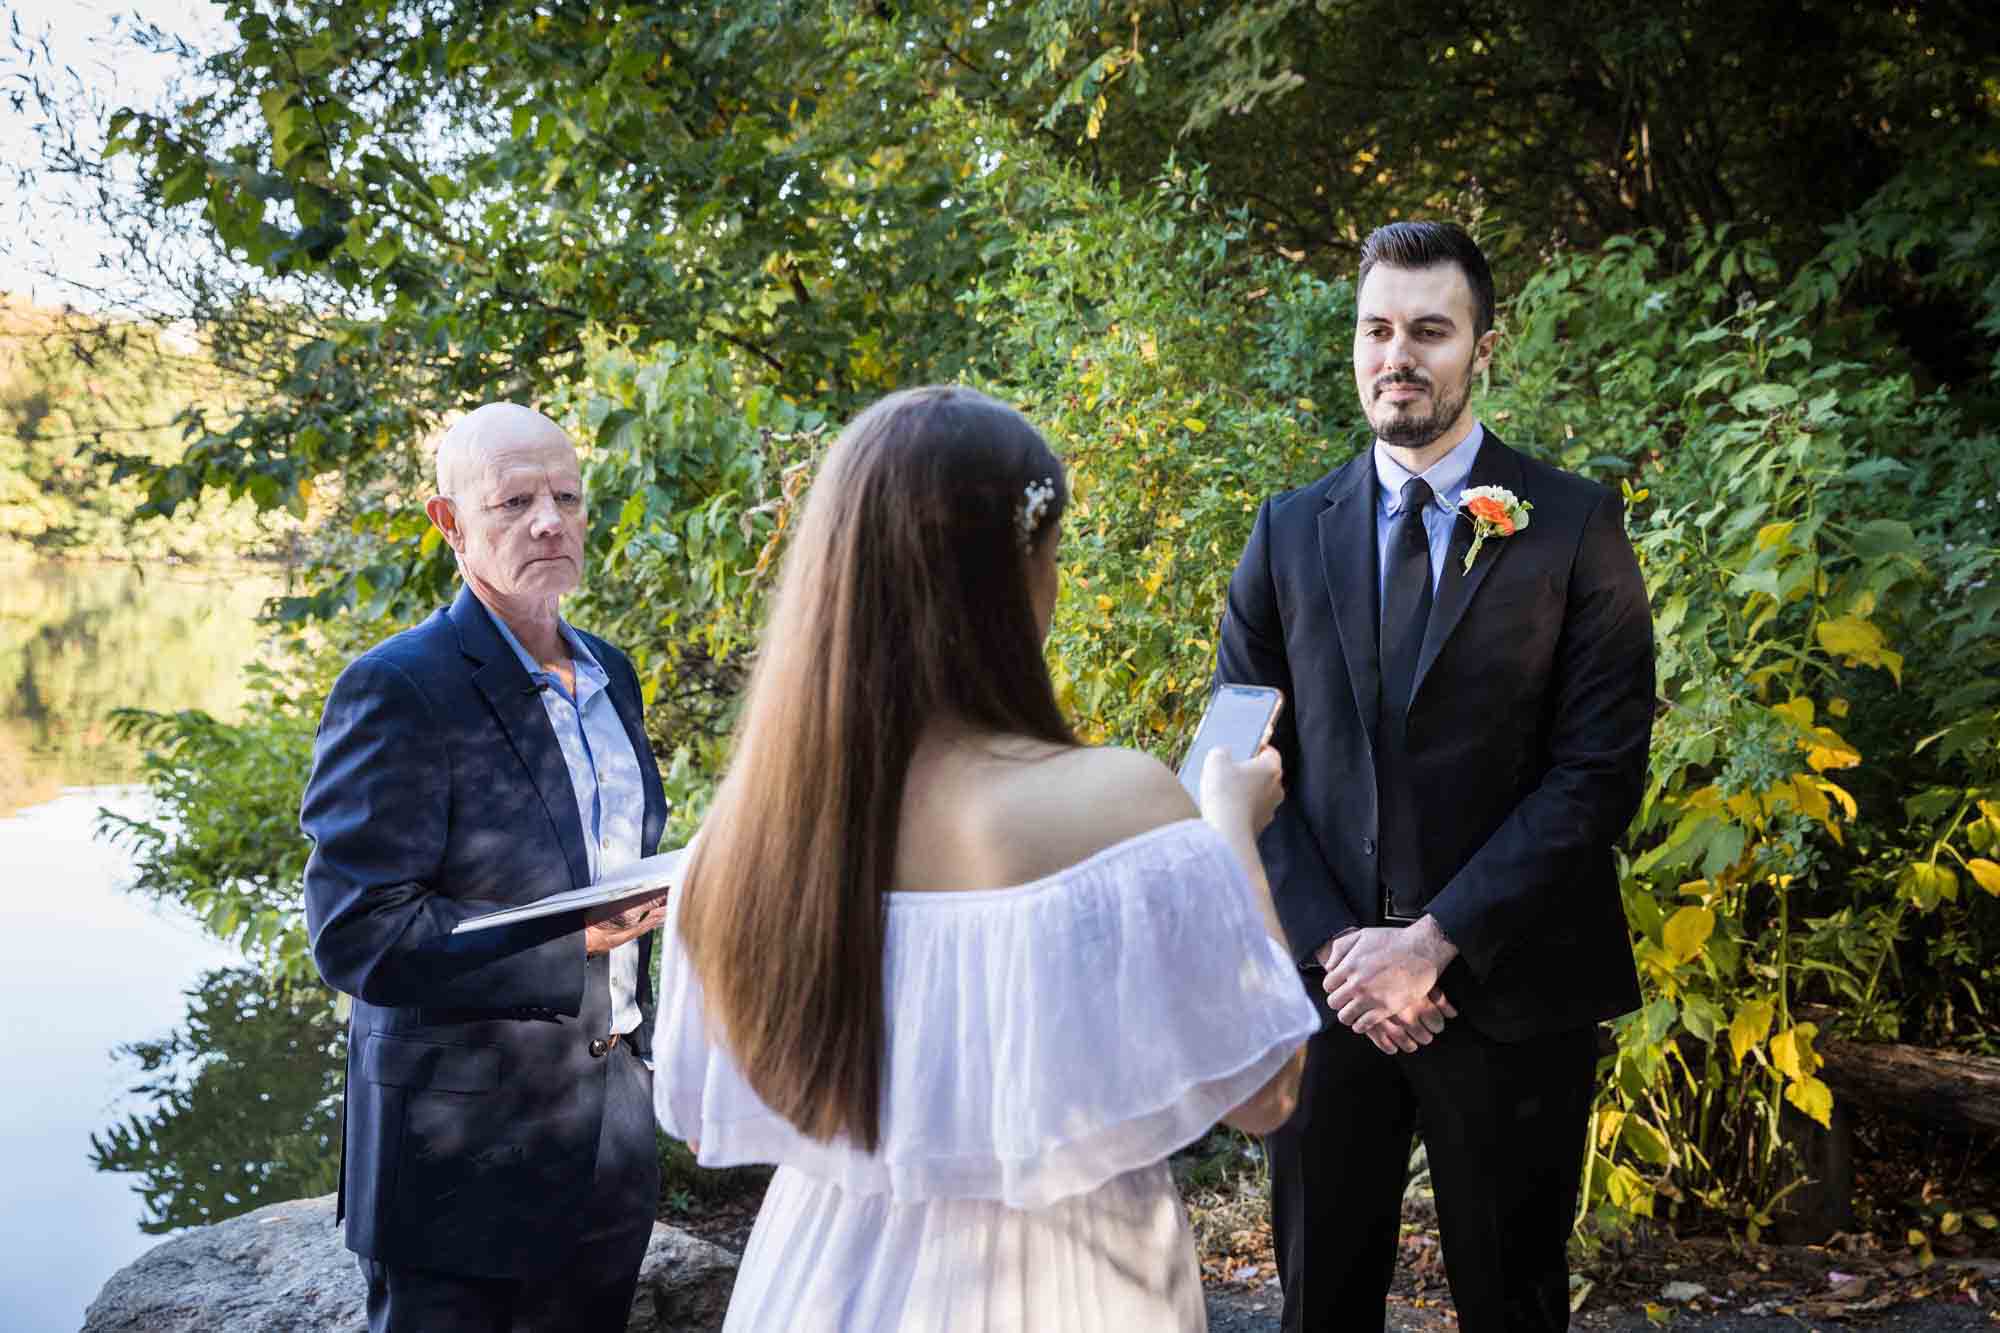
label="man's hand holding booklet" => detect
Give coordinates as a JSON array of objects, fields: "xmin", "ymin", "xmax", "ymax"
[{"xmin": 451, "ymin": 844, "xmax": 690, "ymax": 935}]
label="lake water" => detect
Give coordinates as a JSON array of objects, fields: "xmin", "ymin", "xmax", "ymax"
[{"xmin": 0, "ymin": 561, "xmax": 340, "ymax": 1333}]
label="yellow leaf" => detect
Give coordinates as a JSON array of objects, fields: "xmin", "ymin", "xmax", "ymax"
[
  {"xmin": 1789, "ymin": 777, "xmax": 1830, "ymax": 823},
  {"xmin": 1662, "ymin": 905, "xmax": 1715, "ymax": 964},
  {"xmin": 1816, "ymin": 780, "xmax": 1856, "ymax": 819},
  {"xmin": 1730, "ymin": 998, "xmax": 1775, "ymax": 1066},
  {"xmin": 1784, "ymin": 1073, "xmax": 1834, "ymax": 1129},
  {"xmin": 1816, "ymin": 615, "xmax": 1904, "ymax": 685},
  {"xmin": 1771, "ymin": 697, "xmax": 1814, "ymax": 727},
  {"xmin": 1094, "ymin": 594, "xmax": 1114, "ymax": 612},
  {"xmin": 1770, "ymin": 1023, "xmax": 1820, "ymax": 1081},
  {"xmin": 1756, "ymin": 521, "xmax": 1797, "ymax": 551},
  {"xmin": 1683, "ymin": 785, "xmax": 1724, "ymax": 814},
  {"xmin": 1595, "ymin": 1108, "xmax": 1626, "ymax": 1149},
  {"xmin": 1829, "ymin": 697, "xmax": 1850, "ymax": 718},
  {"xmin": 1182, "ymin": 417, "xmax": 1207, "ymax": 434},
  {"xmin": 1941, "ymin": 1211, "xmax": 1962, "ymax": 1236},
  {"xmin": 419, "ymin": 525, "xmax": 443, "ymax": 557},
  {"xmin": 1968, "ymin": 859, "xmax": 2000, "ymax": 897},
  {"xmin": 1805, "ymin": 725, "xmax": 1862, "ymax": 771}
]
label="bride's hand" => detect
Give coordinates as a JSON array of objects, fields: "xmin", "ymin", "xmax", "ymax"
[{"xmin": 1200, "ymin": 745, "xmax": 1284, "ymax": 834}]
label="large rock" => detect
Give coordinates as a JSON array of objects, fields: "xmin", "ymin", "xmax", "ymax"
[{"xmin": 81, "ymin": 1195, "xmax": 739, "ymax": 1332}]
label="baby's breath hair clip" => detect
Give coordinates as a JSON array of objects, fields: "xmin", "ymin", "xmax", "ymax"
[{"xmin": 1017, "ymin": 477, "xmax": 1057, "ymax": 551}]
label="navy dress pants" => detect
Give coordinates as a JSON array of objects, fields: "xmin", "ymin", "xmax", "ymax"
[{"xmin": 361, "ymin": 1042, "xmax": 660, "ymax": 1333}]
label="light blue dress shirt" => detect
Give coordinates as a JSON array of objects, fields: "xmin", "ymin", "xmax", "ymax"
[
  {"xmin": 1373, "ymin": 422, "xmax": 1486, "ymax": 604},
  {"xmin": 486, "ymin": 608, "xmax": 648, "ymax": 1037}
]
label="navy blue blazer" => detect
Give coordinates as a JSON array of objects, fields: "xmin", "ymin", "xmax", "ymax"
[
  {"xmin": 301, "ymin": 585, "xmax": 667, "ymax": 1278},
  {"xmin": 1217, "ymin": 432, "xmax": 1652, "ymax": 1039}
]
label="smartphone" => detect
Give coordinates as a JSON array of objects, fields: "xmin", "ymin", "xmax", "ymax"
[{"xmin": 1177, "ymin": 684, "xmax": 1285, "ymax": 799}]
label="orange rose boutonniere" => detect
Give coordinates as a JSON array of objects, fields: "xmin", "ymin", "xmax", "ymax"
[{"xmin": 1458, "ymin": 485, "xmax": 1532, "ymax": 573}]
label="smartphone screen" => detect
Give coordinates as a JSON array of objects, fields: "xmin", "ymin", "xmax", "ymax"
[{"xmin": 1177, "ymin": 684, "xmax": 1284, "ymax": 799}]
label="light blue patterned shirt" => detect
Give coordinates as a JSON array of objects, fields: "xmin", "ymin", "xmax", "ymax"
[
  {"xmin": 486, "ymin": 608, "xmax": 648, "ymax": 1036},
  {"xmin": 1373, "ymin": 422, "xmax": 1485, "ymax": 604}
]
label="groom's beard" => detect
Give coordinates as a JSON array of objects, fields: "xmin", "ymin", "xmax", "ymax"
[{"xmin": 1367, "ymin": 353, "xmax": 1475, "ymax": 451}]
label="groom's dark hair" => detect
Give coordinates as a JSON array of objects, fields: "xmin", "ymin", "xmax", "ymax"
[{"xmin": 1358, "ymin": 221, "xmax": 1496, "ymax": 338}]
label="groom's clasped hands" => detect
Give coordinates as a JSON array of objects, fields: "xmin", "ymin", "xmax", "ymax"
[{"xmin": 1318, "ymin": 921, "xmax": 1460, "ymax": 1055}]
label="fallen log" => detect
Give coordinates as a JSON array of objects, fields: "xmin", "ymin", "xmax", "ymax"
[{"xmin": 1813, "ymin": 1033, "xmax": 2000, "ymax": 1133}]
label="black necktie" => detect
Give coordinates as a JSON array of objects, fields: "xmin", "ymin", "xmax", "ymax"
[
  {"xmin": 1379, "ymin": 477, "xmax": 1435, "ymax": 724},
  {"xmin": 1376, "ymin": 477, "xmax": 1434, "ymax": 920}
]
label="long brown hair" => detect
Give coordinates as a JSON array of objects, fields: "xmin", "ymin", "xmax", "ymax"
[{"xmin": 677, "ymin": 385, "xmax": 1074, "ymax": 1151}]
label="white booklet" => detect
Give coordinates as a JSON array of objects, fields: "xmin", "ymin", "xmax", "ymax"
[{"xmin": 451, "ymin": 845, "xmax": 688, "ymax": 935}]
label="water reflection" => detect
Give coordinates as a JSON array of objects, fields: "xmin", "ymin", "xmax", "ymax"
[
  {"xmin": 90, "ymin": 968, "xmax": 346, "ymax": 1234},
  {"xmin": 0, "ymin": 560, "xmax": 280, "ymax": 813}
]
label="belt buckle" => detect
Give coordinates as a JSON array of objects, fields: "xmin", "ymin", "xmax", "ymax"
[{"xmin": 1381, "ymin": 888, "xmax": 1421, "ymax": 927}]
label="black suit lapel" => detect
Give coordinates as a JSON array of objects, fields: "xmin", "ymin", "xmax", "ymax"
[
  {"xmin": 1316, "ymin": 456, "xmax": 1382, "ymax": 755},
  {"xmin": 1408, "ymin": 433, "xmax": 1527, "ymax": 710},
  {"xmin": 450, "ymin": 587, "xmax": 592, "ymax": 895}
]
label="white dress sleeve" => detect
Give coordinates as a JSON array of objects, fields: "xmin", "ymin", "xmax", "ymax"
[{"xmin": 652, "ymin": 818, "xmax": 1319, "ymax": 1209}]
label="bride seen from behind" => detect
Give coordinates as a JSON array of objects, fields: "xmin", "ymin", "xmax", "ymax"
[{"xmin": 653, "ymin": 385, "xmax": 1321, "ymax": 1331}]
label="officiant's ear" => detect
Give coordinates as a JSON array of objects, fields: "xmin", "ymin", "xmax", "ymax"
[{"xmin": 425, "ymin": 494, "xmax": 466, "ymax": 554}]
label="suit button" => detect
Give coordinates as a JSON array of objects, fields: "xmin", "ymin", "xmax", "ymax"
[
  {"xmin": 588, "ymin": 1037, "xmax": 609, "ymax": 1058},
  {"xmin": 1362, "ymin": 838, "xmax": 1376, "ymax": 856}
]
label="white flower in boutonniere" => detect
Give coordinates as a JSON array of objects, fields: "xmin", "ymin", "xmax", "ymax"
[{"xmin": 1457, "ymin": 486, "xmax": 1532, "ymax": 574}]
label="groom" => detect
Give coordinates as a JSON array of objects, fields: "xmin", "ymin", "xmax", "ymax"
[{"xmin": 1216, "ymin": 221, "xmax": 1654, "ymax": 1331}]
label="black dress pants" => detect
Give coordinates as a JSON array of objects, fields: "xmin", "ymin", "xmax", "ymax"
[
  {"xmin": 1264, "ymin": 998, "xmax": 1598, "ymax": 1333},
  {"xmin": 361, "ymin": 1041, "xmax": 660, "ymax": 1333}
]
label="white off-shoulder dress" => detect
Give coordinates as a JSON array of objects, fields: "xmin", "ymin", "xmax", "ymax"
[{"xmin": 651, "ymin": 818, "xmax": 1321, "ymax": 1332}]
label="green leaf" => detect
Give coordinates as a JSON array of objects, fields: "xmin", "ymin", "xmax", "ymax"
[
  {"xmin": 1733, "ymin": 382, "xmax": 1800, "ymax": 413},
  {"xmin": 1620, "ymin": 1115, "xmax": 1675, "ymax": 1167},
  {"xmin": 1681, "ymin": 995, "xmax": 1726, "ymax": 1043},
  {"xmin": 1898, "ymin": 862, "xmax": 1959, "ymax": 910}
]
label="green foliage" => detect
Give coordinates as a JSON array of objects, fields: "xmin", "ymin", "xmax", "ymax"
[
  {"xmin": 551, "ymin": 341, "xmax": 832, "ymax": 843},
  {"xmin": 1486, "ymin": 155, "xmax": 2000, "ymax": 1237},
  {"xmin": 0, "ymin": 301, "xmax": 274, "ymax": 559},
  {"xmin": 964, "ymin": 144, "xmax": 1351, "ymax": 747},
  {"xmin": 51, "ymin": 0, "xmax": 2000, "ymax": 1241},
  {"xmin": 88, "ymin": 967, "xmax": 344, "ymax": 1233}
]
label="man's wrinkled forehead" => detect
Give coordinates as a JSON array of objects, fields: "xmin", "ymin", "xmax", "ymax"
[{"xmin": 435, "ymin": 403, "xmax": 577, "ymax": 496}]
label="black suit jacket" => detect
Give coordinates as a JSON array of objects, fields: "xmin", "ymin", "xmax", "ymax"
[
  {"xmin": 301, "ymin": 585, "xmax": 667, "ymax": 1278},
  {"xmin": 1217, "ymin": 432, "xmax": 1651, "ymax": 1040}
]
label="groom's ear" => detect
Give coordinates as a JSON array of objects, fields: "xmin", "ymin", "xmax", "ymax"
[{"xmin": 1473, "ymin": 328, "xmax": 1497, "ymax": 377}]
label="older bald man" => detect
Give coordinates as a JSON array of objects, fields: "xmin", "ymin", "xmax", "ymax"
[{"xmin": 302, "ymin": 404, "xmax": 669, "ymax": 1332}]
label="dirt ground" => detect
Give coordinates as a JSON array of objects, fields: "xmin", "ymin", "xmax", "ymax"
[
  {"xmin": 664, "ymin": 1111, "xmax": 2000, "ymax": 1329},
  {"xmin": 1176, "ymin": 1106, "xmax": 2000, "ymax": 1332}
]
